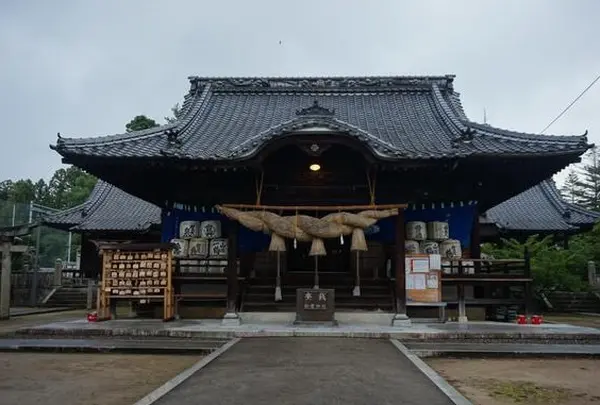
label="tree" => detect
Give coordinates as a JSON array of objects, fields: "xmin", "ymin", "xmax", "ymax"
[
  {"xmin": 482, "ymin": 235, "xmax": 587, "ymax": 295},
  {"xmin": 125, "ymin": 115, "xmax": 158, "ymax": 132},
  {"xmin": 561, "ymin": 170, "xmax": 586, "ymax": 205},
  {"xmin": 574, "ymin": 146, "xmax": 600, "ymax": 210},
  {"xmin": 47, "ymin": 166, "xmax": 97, "ymax": 209},
  {"xmin": 164, "ymin": 103, "xmax": 182, "ymax": 124}
]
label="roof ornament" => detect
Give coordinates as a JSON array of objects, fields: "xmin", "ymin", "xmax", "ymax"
[
  {"xmin": 165, "ymin": 128, "xmax": 180, "ymax": 145},
  {"xmin": 296, "ymin": 100, "xmax": 335, "ymax": 117},
  {"xmin": 451, "ymin": 127, "xmax": 476, "ymax": 148}
]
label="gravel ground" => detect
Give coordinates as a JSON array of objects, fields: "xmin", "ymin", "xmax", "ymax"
[
  {"xmin": 428, "ymin": 358, "xmax": 600, "ymax": 404},
  {"xmin": 0, "ymin": 353, "xmax": 200, "ymax": 405}
]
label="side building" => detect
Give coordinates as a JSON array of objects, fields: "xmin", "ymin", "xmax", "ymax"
[{"xmin": 44, "ymin": 180, "xmax": 161, "ymax": 279}]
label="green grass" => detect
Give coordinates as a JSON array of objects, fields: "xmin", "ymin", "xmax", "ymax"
[{"xmin": 481, "ymin": 380, "xmax": 571, "ymax": 404}]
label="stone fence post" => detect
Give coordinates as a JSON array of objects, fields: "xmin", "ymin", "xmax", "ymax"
[
  {"xmin": 53, "ymin": 258, "xmax": 63, "ymax": 287},
  {"xmin": 588, "ymin": 261, "xmax": 597, "ymax": 287}
]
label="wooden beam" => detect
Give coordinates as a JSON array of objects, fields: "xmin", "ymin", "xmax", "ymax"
[
  {"xmin": 220, "ymin": 203, "xmax": 407, "ymax": 211},
  {"xmin": 0, "ymin": 223, "xmax": 37, "ymax": 239},
  {"xmin": 226, "ymin": 222, "xmax": 239, "ymax": 314},
  {"xmin": 9, "ymin": 245, "xmax": 28, "ymax": 253}
]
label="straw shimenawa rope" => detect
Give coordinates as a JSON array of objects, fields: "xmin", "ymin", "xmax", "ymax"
[{"xmin": 215, "ymin": 205, "xmax": 398, "ymax": 255}]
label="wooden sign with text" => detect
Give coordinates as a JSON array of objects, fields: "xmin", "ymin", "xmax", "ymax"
[{"xmin": 295, "ymin": 288, "xmax": 336, "ymax": 323}]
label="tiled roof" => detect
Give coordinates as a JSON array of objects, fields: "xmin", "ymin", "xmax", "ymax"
[
  {"xmin": 482, "ymin": 179, "xmax": 600, "ymax": 232},
  {"xmin": 52, "ymin": 75, "xmax": 590, "ymax": 161},
  {"xmin": 43, "ymin": 181, "xmax": 161, "ymax": 232}
]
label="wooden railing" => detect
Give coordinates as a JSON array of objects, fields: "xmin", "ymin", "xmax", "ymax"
[{"xmin": 442, "ymin": 258, "xmax": 531, "ymax": 282}]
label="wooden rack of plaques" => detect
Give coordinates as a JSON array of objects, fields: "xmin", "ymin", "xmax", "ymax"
[{"xmin": 98, "ymin": 243, "xmax": 175, "ymax": 321}]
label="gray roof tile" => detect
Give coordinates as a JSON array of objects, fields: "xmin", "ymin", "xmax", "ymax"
[
  {"xmin": 483, "ymin": 179, "xmax": 600, "ymax": 232},
  {"xmin": 52, "ymin": 75, "xmax": 590, "ymax": 161},
  {"xmin": 43, "ymin": 181, "xmax": 161, "ymax": 232}
]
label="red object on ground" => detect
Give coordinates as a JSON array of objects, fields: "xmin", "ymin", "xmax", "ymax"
[
  {"xmin": 531, "ymin": 315, "xmax": 543, "ymax": 325},
  {"xmin": 87, "ymin": 312, "xmax": 98, "ymax": 322},
  {"xmin": 516, "ymin": 314, "xmax": 527, "ymax": 324}
]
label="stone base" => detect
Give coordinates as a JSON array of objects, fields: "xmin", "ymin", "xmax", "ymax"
[
  {"xmin": 221, "ymin": 312, "xmax": 241, "ymax": 326},
  {"xmin": 458, "ymin": 316, "xmax": 468, "ymax": 324},
  {"xmin": 293, "ymin": 320, "xmax": 339, "ymax": 327},
  {"xmin": 391, "ymin": 313, "xmax": 412, "ymax": 327}
]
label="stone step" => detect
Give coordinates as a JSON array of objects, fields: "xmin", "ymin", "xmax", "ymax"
[{"xmin": 0, "ymin": 337, "xmax": 230, "ymax": 354}]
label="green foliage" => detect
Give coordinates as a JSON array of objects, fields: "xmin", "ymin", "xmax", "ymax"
[
  {"xmin": 164, "ymin": 103, "xmax": 182, "ymax": 124},
  {"xmin": 482, "ymin": 235, "xmax": 586, "ymax": 294},
  {"xmin": 561, "ymin": 146, "xmax": 600, "ymax": 210},
  {"xmin": 47, "ymin": 166, "xmax": 97, "ymax": 209},
  {"xmin": 125, "ymin": 115, "xmax": 158, "ymax": 132},
  {"xmin": 561, "ymin": 170, "xmax": 586, "ymax": 205},
  {"xmin": 1, "ymin": 166, "xmax": 97, "ymax": 267}
]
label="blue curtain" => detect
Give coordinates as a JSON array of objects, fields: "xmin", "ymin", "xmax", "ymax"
[
  {"xmin": 368, "ymin": 203, "xmax": 476, "ymax": 247},
  {"xmin": 162, "ymin": 203, "xmax": 476, "ymax": 252}
]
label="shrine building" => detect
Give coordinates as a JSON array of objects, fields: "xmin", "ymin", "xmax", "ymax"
[{"xmin": 50, "ymin": 75, "xmax": 591, "ymax": 324}]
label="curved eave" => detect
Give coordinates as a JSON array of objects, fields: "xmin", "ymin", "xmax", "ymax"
[{"xmin": 50, "ymin": 77, "xmax": 591, "ymax": 163}]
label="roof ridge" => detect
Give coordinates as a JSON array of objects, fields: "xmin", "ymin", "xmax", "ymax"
[
  {"xmin": 80, "ymin": 180, "xmax": 113, "ymax": 218},
  {"xmin": 538, "ymin": 179, "xmax": 568, "ymax": 212},
  {"xmin": 430, "ymin": 84, "xmax": 468, "ymax": 136},
  {"xmin": 565, "ymin": 202, "xmax": 600, "ymax": 218},
  {"xmin": 52, "ymin": 123, "xmax": 174, "ymax": 150},
  {"xmin": 188, "ymin": 75, "xmax": 456, "ymax": 92}
]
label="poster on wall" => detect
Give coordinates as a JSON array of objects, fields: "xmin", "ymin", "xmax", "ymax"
[{"xmin": 406, "ymin": 254, "xmax": 443, "ymax": 303}]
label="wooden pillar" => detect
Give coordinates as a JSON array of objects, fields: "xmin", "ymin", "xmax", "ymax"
[
  {"xmin": 470, "ymin": 205, "xmax": 483, "ymax": 302},
  {"xmin": 1, "ymin": 242, "xmax": 11, "ymax": 320},
  {"xmin": 524, "ymin": 246, "xmax": 533, "ymax": 317},
  {"xmin": 392, "ymin": 210, "xmax": 410, "ymax": 326},
  {"xmin": 471, "ymin": 206, "xmax": 481, "ymax": 274},
  {"xmin": 223, "ymin": 221, "xmax": 240, "ymax": 325}
]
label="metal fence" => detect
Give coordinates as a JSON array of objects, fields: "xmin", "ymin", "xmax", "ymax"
[{"xmin": 0, "ymin": 199, "xmax": 75, "ymax": 268}]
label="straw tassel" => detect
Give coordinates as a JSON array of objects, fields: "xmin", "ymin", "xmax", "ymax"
[
  {"xmin": 313, "ymin": 256, "xmax": 319, "ymax": 289},
  {"xmin": 275, "ymin": 251, "xmax": 283, "ymax": 301},
  {"xmin": 353, "ymin": 251, "xmax": 361, "ymax": 297},
  {"xmin": 269, "ymin": 234, "xmax": 286, "ymax": 302}
]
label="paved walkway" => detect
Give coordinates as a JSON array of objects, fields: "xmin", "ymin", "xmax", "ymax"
[
  {"xmin": 10, "ymin": 307, "xmax": 71, "ymax": 317},
  {"xmin": 405, "ymin": 342, "xmax": 600, "ymax": 357},
  {"xmin": 154, "ymin": 338, "xmax": 454, "ymax": 405},
  {"xmin": 18, "ymin": 318, "xmax": 600, "ymax": 342},
  {"xmin": 0, "ymin": 337, "xmax": 228, "ymax": 354}
]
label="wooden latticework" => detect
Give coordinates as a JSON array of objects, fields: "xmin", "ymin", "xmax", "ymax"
[{"xmin": 98, "ymin": 243, "xmax": 174, "ymax": 321}]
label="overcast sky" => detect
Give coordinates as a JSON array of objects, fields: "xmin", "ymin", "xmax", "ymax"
[{"xmin": 1, "ymin": 0, "xmax": 599, "ymax": 186}]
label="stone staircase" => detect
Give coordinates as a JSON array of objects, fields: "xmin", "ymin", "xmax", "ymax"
[
  {"xmin": 546, "ymin": 291, "xmax": 600, "ymax": 313},
  {"xmin": 241, "ymin": 272, "xmax": 394, "ymax": 312},
  {"xmin": 44, "ymin": 286, "xmax": 95, "ymax": 309}
]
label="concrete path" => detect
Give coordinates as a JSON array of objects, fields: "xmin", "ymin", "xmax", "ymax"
[
  {"xmin": 9, "ymin": 307, "xmax": 71, "ymax": 317},
  {"xmin": 0, "ymin": 309, "xmax": 86, "ymax": 335},
  {"xmin": 405, "ymin": 342, "xmax": 600, "ymax": 357},
  {"xmin": 154, "ymin": 338, "xmax": 454, "ymax": 405},
  {"xmin": 17, "ymin": 318, "xmax": 600, "ymax": 342},
  {"xmin": 0, "ymin": 337, "xmax": 229, "ymax": 354}
]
